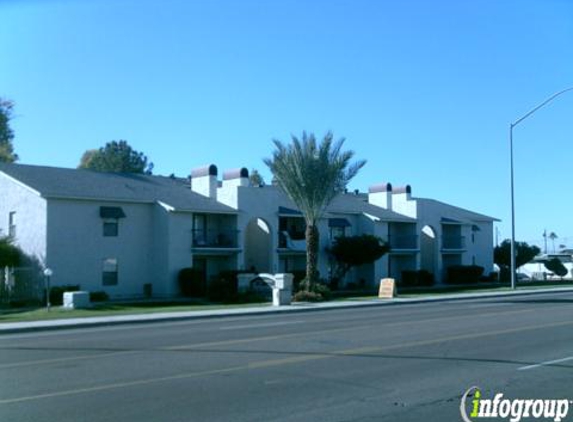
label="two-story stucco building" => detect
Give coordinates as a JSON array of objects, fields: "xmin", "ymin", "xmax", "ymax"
[{"xmin": 0, "ymin": 162, "xmax": 498, "ymax": 298}]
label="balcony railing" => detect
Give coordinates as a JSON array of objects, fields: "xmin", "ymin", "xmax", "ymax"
[
  {"xmin": 442, "ymin": 235, "xmax": 466, "ymax": 250},
  {"xmin": 192, "ymin": 229, "xmax": 239, "ymax": 248},
  {"xmin": 278, "ymin": 231, "xmax": 306, "ymax": 250},
  {"xmin": 388, "ymin": 235, "xmax": 418, "ymax": 250}
]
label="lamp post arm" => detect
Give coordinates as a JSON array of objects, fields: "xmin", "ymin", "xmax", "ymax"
[{"xmin": 512, "ymin": 87, "xmax": 573, "ymax": 128}]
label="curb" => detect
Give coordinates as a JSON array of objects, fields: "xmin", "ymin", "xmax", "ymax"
[{"xmin": 2, "ymin": 287, "xmax": 573, "ymax": 335}]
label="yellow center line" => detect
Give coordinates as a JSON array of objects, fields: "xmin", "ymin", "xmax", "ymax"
[
  {"xmin": 163, "ymin": 306, "xmax": 541, "ymax": 351},
  {"xmin": 2, "ymin": 317, "xmax": 573, "ymax": 405},
  {"xmin": 0, "ymin": 351, "xmax": 137, "ymax": 369},
  {"xmin": 0, "ymin": 306, "xmax": 555, "ymax": 370}
]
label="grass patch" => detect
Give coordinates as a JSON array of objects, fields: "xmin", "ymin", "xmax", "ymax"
[
  {"xmin": 332, "ymin": 280, "xmax": 573, "ymax": 300},
  {"xmin": 0, "ymin": 300, "xmax": 272, "ymax": 323}
]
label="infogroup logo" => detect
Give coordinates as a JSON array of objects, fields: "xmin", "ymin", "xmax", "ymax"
[{"xmin": 460, "ymin": 386, "xmax": 571, "ymax": 422}]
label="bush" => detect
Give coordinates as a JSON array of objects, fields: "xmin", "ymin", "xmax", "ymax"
[
  {"xmin": 178, "ymin": 268, "xmax": 206, "ymax": 297},
  {"xmin": 544, "ymin": 258, "xmax": 568, "ymax": 278},
  {"xmin": 446, "ymin": 265, "xmax": 484, "ymax": 284},
  {"xmin": 400, "ymin": 270, "xmax": 435, "ymax": 287},
  {"xmin": 47, "ymin": 285, "xmax": 80, "ymax": 306},
  {"xmin": 293, "ymin": 280, "xmax": 331, "ymax": 302},
  {"xmin": 208, "ymin": 270, "xmax": 239, "ymax": 302},
  {"xmin": 89, "ymin": 291, "xmax": 109, "ymax": 302},
  {"xmin": 290, "ymin": 270, "xmax": 307, "ymax": 291},
  {"xmin": 293, "ymin": 290, "xmax": 324, "ymax": 302}
]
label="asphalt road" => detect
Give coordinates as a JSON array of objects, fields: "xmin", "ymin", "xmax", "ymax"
[{"xmin": 2, "ymin": 292, "xmax": 573, "ymax": 422}]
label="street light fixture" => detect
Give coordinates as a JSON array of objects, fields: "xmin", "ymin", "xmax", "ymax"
[
  {"xmin": 43, "ymin": 268, "xmax": 53, "ymax": 312},
  {"xmin": 510, "ymin": 87, "xmax": 573, "ymax": 289}
]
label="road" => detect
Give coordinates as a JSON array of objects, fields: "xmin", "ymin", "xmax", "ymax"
[{"xmin": 1, "ymin": 292, "xmax": 573, "ymax": 422}]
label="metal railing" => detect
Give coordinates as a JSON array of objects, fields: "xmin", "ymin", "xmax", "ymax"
[
  {"xmin": 278, "ymin": 231, "xmax": 306, "ymax": 249},
  {"xmin": 192, "ymin": 229, "xmax": 239, "ymax": 248}
]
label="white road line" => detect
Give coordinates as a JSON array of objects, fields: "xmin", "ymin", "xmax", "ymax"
[
  {"xmin": 219, "ymin": 320, "xmax": 305, "ymax": 331},
  {"xmin": 518, "ymin": 356, "xmax": 573, "ymax": 371}
]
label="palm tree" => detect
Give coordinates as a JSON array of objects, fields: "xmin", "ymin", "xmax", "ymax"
[
  {"xmin": 264, "ymin": 132, "xmax": 366, "ymax": 291},
  {"xmin": 549, "ymin": 232, "xmax": 558, "ymax": 253}
]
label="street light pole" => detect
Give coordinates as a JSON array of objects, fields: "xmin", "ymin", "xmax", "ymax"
[
  {"xmin": 509, "ymin": 87, "xmax": 573, "ymax": 289},
  {"xmin": 43, "ymin": 268, "xmax": 53, "ymax": 312}
]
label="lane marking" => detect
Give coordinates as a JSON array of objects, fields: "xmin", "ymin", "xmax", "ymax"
[
  {"xmin": 164, "ymin": 307, "xmax": 546, "ymax": 350},
  {"xmin": 219, "ymin": 320, "xmax": 305, "ymax": 331},
  {"xmin": 3, "ymin": 318, "xmax": 573, "ymax": 404},
  {"xmin": 518, "ymin": 356, "xmax": 573, "ymax": 371},
  {"xmin": 0, "ymin": 306, "xmax": 556, "ymax": 369},
  {"xmin": 0, "ymin": 351, "xmax": 137, "ymax": 370}
]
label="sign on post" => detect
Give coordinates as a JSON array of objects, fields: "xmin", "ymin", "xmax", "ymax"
[{"xmin": 378, "ymin": 278, "xmax": 396, "ymax": 299}]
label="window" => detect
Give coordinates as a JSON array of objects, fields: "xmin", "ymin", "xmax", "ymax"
[
  {"xmin": 100, "ymin": 206, "xmax": 125, "ymax": 237},
  {"xmin": 103, "ymin": 220, "xmax": 119, "ymax": 237},
  {"xmin": 330, "ymin": 226, "xmax": 346, "ymax": 241},
  {"xmin": 8, "ymin": 211, "xmax": 16, "ymax": 237},
  {"xmin": 102, "ymin": 258, "xmax": 118, "ymax": 286},
  {"xmin": 328, "ymin": 218, "xmax": 350, "ymax": 241}
]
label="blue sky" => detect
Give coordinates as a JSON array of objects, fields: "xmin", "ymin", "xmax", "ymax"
[{"xmin": 1, "ymin": 0, "xmax": 572, "ymax": 249}]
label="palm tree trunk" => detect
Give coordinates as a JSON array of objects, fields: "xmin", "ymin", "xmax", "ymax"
[{"xmin": 305, "ymin": 223, "xmax": 319, "ymax": 291}]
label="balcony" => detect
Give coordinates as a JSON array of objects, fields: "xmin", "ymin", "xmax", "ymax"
[
  {"xmin": 388, "ymin": 235, "xmax": 419, "ymax": 250},
  {"xmin": 278, "ymin": 231, "xmax": 306, "ymax": 252},
  {"xmin": 441, "ymin": 235, "xmax": 466, "ymax": 251},
  {"xmin": 192, "ymin": 229, "xmax": 239, "ymax": 249}
]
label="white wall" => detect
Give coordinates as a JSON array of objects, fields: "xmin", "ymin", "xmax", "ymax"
[
  {"xmin": 0, "ymin": 173, "xmax": 47, "ymax": 263},
  {"xmin": 46, "ymin": 199, "xmax": 154, "ymax": 298}
]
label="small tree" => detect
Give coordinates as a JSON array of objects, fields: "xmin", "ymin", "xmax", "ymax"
[
  {"xmin": 0, "ymin": 236, "xmax": 22, "ymax": 268},
  {"xmin": 0, "ymin": 98, "xmax": 18, "ymax": 163},
  {"xmin": 494, "ymin": 239, "xmax": 540, "ymax": 269},
  {"xmin": 78, "ymin": 140, "xmax": 153, "ymax": 174},
  {"xmin": 549, "ymin": 232, "xmax": 558, "ymax": 253},
  {"xmin": 544, "ymin": 258, "xmax": 568, "ymax": 279},
  {"xmin": 327, "ymin": 235, "xmax": 390, "ymax": 284},
  {"xmin": 249, "ymin": 169, "xmax": 265, "ymax": 186}
]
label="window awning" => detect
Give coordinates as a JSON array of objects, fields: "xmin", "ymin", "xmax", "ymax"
[
  {"xmin": 100, "ymin": 206, "xmax": 126, "ymax": 219},
  {"xmin": 329, "ymin": 218, "xmax": 351, "ymax": 228},
  {"xmin": 278, "ymin": 206, "xmax": 302, "ymax": 216}
]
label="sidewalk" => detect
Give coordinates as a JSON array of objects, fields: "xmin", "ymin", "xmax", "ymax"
[{"xmin": 2, "ymin": 286, "xmax": 573, "ymax": 334}]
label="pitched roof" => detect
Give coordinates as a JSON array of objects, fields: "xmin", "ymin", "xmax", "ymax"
[
  {"xmin": 326, "ymin": 193, "xmax": 417, "ymax": 222},
  {"xmin": 0, "ymin": 163, "xmax": 236, "ymax": 214},
  {"xmin": 417, "ymin": 198, "xmax": 499, "ymax": 222}
]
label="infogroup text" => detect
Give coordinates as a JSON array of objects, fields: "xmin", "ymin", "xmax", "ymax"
[{"xmin": 460, "ymin": 387, "xmax": 571, "ymax": 422}]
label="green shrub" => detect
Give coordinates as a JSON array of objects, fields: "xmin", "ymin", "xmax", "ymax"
[
  {"xmin": 293, "ymin": 290, "xmax": 322, "ymax": 302},
  {"xmin": 293, "ymin": 280, "xmax": 331, "ymax": 301},
  {"xmin": 178, "ymin": 268, "xmax": 206, "ymax": 297},
  {"xmin": 47, "ymin": 285, "xmax": 80, "ymax": 306},
  {"xmin": 290, "ymin": 270, "xmax": 307, "ymax": 291},
  {"xmin": 89, "ymin": 291, "xmax": 109, "ymax": 302},
  {"xmin": 400, "ymin": 270, "xmax": 435, "ymax": 287},
  {"xmin": 544, "ymin": 258, "xmax": 568, "ymax": 278},
  {"xmin": 446, "ymin": 265, "xmax": 484, "ymax": 284},
  {"xmin": 208, "ymin": 271, "xmax": 238, "ymax": 302}
]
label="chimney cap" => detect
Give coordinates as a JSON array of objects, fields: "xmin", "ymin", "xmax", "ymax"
[
  {"xmin": 191, "ymin": 164, "xmax": 218, "ymax": 178},
  {"xmin": 368, "ymin": 182, "xmax": 392, "ymax": 193},
  {"xmin": 223, "ymin": 167, "xmax": 249, "ymax": 180},
  {"xmin": 393, "ymin": 185, "xmax": 412, "ymax": 194}
]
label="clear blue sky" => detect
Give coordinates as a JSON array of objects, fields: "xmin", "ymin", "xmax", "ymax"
[{"xmin": 2, "ymin": 0, "xmax": 572, "ymax": 249}]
